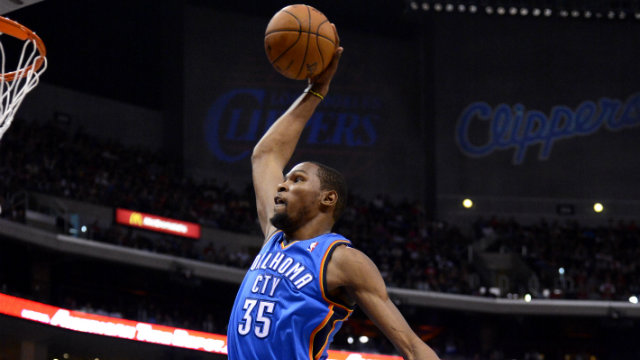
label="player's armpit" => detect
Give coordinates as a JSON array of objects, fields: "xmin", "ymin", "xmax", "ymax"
[{"xmin": 327, "ymin": 247, "xmax": 440, "ymax": 360}]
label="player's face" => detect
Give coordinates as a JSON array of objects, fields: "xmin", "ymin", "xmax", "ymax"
[{"xmin": 270, "ymin": 162, "xmax": 323, "ymax": 232}]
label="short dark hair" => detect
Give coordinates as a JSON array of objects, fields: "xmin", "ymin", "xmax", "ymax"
[{"xmin": 310, "ymin": 161, "xmax": 348, "ymax": 221}]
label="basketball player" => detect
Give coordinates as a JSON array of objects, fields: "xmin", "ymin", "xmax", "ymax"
[{"xmin": 227, "ymin": 32, "xmax": 440, "ymax": 360}]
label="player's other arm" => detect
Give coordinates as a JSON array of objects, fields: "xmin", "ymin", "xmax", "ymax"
[
  {"xmin": 252, "ymin": 38, "xmax": 343, "ymax": 239},
  {"xmin": 329, "ymin": 246, "xmax": 440, "ymax": 360}
]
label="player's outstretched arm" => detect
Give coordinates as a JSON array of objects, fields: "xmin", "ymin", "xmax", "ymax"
[
  {"xmin": 327, "ymin": 246, "xmax": 440, "ymax": 360},
  {"xmin": 252, "ymin": 31, "xmax": 343, "ymax": 239}
]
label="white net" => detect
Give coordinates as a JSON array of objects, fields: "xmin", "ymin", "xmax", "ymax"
[{"xmin": 0, "ymin": 35, "xmax": 47, "ymax": 142}]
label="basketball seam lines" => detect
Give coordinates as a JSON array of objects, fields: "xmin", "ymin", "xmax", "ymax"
[
  {"xmin": 294, "ymin": 5, "xmax": 312, "ymax": 79},
  {"xmin": 315, "ymin": 19, "xmax": 330, "ymax": 72},
  {"xmin": 266, "ymin": 6, "xmax": 335, "ymax": 79},
  {"xmin": 264, "ymin": 29, "xmax": 336, "ymax": 45},
  {"xmin": 269, "ymin": 10, "xmax": 303, "ymax": 67}
]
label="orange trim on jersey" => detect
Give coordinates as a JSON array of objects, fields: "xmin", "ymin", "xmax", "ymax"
[
  {"xmin": 280, "ymin": 240, "xmax": 296, "ymax": 250},
  {"xmin": 277, "ymin": 231, "xmax": 306, "ymax": 250},
  {"xmin": 319, "ymin": 239, "xmax": 353, "ymax": 312},
  {"xmin": 308, "ymin": 304, "xmax": 353, "ymax": 360},
  {"xmin": 307, "ymin": 239, "xmax": 353, "ymax": 360},
  {"xmin": 308, "ymin": 305, "xmax": 335, "ymax": 360},
  {"xmin": 317, "ymin": 307, "xmax": 351, "ymax": 360}
]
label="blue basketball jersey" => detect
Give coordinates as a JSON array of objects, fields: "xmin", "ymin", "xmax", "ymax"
[{"xmin": 227, "ymin": 231, "xmax": 354, "ymax": 360}]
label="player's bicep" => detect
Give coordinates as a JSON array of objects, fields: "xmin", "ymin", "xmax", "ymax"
[
  {"xmin": 251, "ymin": 156, "xmax": 282, "ymax": 238},
  {"xmin": 335, "ymin": 248, "xmax": 421, "ymax": 355}
]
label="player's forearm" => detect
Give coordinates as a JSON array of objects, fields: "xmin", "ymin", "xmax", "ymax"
[
  {"xmin": 252, "ymin": 46, "xmax": 340, "ymax": 167},
  {"xmin": 399, "ymin": 338, "xmax": 440, "ymax": 360},
  {"xmin": 251, "ymin": 90, "xmax": 322, "ymax": 166},
  {"xmin": 392, "ymin": 334, "xmax": 439, "ymax": 360}
]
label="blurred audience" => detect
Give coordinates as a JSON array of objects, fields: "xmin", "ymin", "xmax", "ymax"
[
  {"xmin": 2, "ymin": 119, "xmax": 639, "ymax": 303},
  {"xmin": 1, "ymin": 119, "xmax": 636, "ymax": 359},
  {"xmin": 475, "ymin": 216, "xmax": 640, "ymax": 301}
]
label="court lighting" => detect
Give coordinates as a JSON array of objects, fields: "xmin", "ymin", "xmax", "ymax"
[
  {"xmin": 630, "ymin": 296, "xmax": 639, "ymax": 304},
  {"xmin": 462, "ymin": 198, "xmax": 474, "ymax": 209},
  {"xmin": 359, "ymin": 336, "xmax": 369, "ymax": 344},
  {"xmin": 406, "ymin": 1, "xmax": 638, "ymax": 21},
  {"xmin": 593, "ymin": 203, "xmax": 604, "ymax": 213},
  {"xmin": 524, "ymin": 294, "xmax": 532, "ymax": 302},
  {"xmin": 558, "ymin": 267, "xmax": 565, "ymax": 275},
  {"xmin": 347, "ymin": 336, "xmax": 354, "ymax": 344}
]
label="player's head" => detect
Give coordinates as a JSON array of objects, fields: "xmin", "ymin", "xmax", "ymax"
[
  {"xmin": 270, "ymin": 161, "xmax": 347, "ymax": 233},
  {"xmin": 309, "ymin": 161, "xmax": 347, "ymax": 221}
]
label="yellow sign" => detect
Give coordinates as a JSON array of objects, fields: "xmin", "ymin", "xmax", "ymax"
[{"xmin": 129, "ymin": 212, "xmax": 143, "ymax": 226}]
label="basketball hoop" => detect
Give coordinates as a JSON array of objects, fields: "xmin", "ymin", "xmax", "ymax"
[{"xmin": 0, "ymin": 16, "xmax": 47, "ymax": 142}]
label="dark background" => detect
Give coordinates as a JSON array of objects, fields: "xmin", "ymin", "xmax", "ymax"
[
  {"xmin": 10, "ymin": 0, "xmax": 640, "ymax": 215},
  {"xmin": 2, "ymin": 2, "xmax": 640, "ymax": 359}
]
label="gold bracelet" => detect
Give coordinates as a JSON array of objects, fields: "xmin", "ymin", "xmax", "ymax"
[{"xmin": 306, "ymin": 89, "xmax": 325, "ymax": 101}]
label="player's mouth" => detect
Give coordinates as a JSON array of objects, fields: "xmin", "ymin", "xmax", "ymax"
[{"xmin": 274, "ymin": 195, "xmax": 287, "ymax": 209}]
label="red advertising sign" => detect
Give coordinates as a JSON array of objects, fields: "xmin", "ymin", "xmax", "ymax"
[
  {"xmin": 0, "ymin": 293, "xmax": 401, "ymax": 359},
  {"xmin": 115, "ymin": 208, "xmax": 201, "ymax": 239}
]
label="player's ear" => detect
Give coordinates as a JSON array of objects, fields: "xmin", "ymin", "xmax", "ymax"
[{"xmin": 320, "ymin": 190, "xmax": 338, "ymax": 207}]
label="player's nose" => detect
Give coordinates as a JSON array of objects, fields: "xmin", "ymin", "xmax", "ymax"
[{"xmin": 277, "ymin": 181, "xmax": 288, "ymax": 192}]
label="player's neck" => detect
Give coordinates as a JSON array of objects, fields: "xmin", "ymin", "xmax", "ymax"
[{"xmin": 283, "ymin": 217, "xmax": 334, "ymax": 243}]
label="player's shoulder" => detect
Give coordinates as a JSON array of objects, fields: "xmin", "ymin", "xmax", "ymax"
[
  {"xmin": 327, "ymin": 244, "xmax": 382, "ymax": 291},
  {"xmin": 330, "ymin": 244, "xmax": 374, "ymax": 271}
]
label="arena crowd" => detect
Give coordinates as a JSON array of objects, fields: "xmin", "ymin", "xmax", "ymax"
[
  {"xmin": 1, "ymin": 120, "xmax": 638, "ymax": 359},
  {"xmin": 2, "ymin": 119, "xmax": 638, "ymax": 303}
]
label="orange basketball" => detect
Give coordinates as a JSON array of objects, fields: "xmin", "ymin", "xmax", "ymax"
[{"xmin": 264, "ymin": 4, "xmax": 337, "ymax": 80}]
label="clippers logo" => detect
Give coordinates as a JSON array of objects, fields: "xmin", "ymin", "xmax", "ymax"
[
  {"xmin": 456, "ymin": 92, "xmax": 640, "ymax": 164},
  {"xmin": 204, "ymin": 88, "xmax": 381, "ymax": 163},
  {"xmin": 129, "ymin": 212, "xmax": 143, "ymax": 226},
  {"xmin": 307, "ymin": 241, "xmax": 318, "ymax": 252}
]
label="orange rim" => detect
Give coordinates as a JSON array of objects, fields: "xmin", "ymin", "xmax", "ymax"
[{"xmin": 0, "ymin": 16, "xmax": 46, "ymax": 81}]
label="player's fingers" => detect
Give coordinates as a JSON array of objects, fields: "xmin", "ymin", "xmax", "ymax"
[
  {"xmin": 323, "ymin": 47, "xmax": 343, "ymax": 78},
  {"xmin": 332, "ymin": 23, "xmax": 340, "ymax": 47}
]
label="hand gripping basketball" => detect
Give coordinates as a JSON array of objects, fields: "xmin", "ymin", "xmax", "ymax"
[
  {"xmin": 307, "ymin": 40, "xmax": 343, "ymax": 99},
  {"xmin": 265, "ymin": 5, "xmax": 339, "ymax": 80}
]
